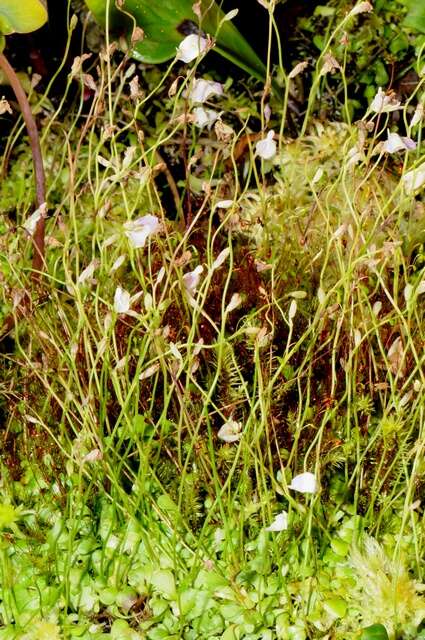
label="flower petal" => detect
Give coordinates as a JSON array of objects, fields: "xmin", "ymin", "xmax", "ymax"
[
  {"xmin": 124, "ymin": 214, "xmax": 161, "ymax": 248},
  {"xmin": 114, "ymin": 286, "xmax": 131, "ymax": 313},
  {"xmin": 217, "ymin": 419, "xmax": 242, "ymax": 443},
  {"xmin": 176, "ymin": 34, "xmax": 208, "ymax": 63},
  {"xmin": 255, "ymin": 130, "xmax": 277, "ymax": 160},
  {"xmin": 265, "ymin": 511, "xmax": 288, "ymax": 532},
  {"xmin": 288, "ymin": 472, "xmax": 318, "ymax": 494},
  {"xmin": 189, "ymin": 78, "xmax": 223, "ymax": 104}
]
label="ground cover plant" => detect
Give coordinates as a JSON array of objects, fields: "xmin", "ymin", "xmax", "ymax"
[{"xmin": 0, "ymin": 0, "xmax": 425, "ymax": 638}]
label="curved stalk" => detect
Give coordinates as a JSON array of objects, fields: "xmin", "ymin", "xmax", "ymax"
[{"xmin": 0, "ymin": 51, "xmax": 46, "ymax": 276}]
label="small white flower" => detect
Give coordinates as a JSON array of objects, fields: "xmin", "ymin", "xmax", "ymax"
[
  {"xmin": 183, "ymin": 265, "xmax": 203, "ymax": 295},
  {"xmin": 288, "ymin": 472, "xmax": 318, "ymax": 494},
  {"xmin": 212, "ymin": 247, "xmax": 231, "ymax": 270},
  {"xmin": 114, "ymin": 286, "xmax": 131, "ymax": 313},
  {"xmin": 23, "ymin": 203, "xmax": 47, "ymax": 236},
  {"xmin": 124, "ymin": 214, "xmax": 161, "ymax": 248},
  {"xmin": 265, "ymin": 511, "xmax": 288, "ymax": 532},
  {"xmin": 225, "ymin": 293, "xmax": 242, "ymax": 314},
  {"xmin": 382, "ymin": 131, "xmax": 416, "ymax": 154},
  {"xmin": 215, "ymin": 200, "xmax": 234, "ymax": 209},
  {"xmin": 189, "ymin": 78, "xmax": 223, "ymax": 104},
  {"xmin": 111, "ymin": 255, "xmax": 126, "ymax": 272},
  {"xmin": 255, "ymin": 130, "xmax": 277, "ymax": 160},
  {"xmin": 82, "ymin": 448, "xmax": 103, "ymax": 463},
  {"xmin": 217, "ymin": 419, "xmax": 242, "ymax": 443},
  {"xmin": 410, "ymin": 103, "xmax": 424, "ymax": 128},
  {"xmin": 193, "ymin": 106, "xmax": 219, "ymax": 128},
  {"xmin": 402, "ymin": 163, "xmax": 425, "ymax": 194},
  {"xmin": 370, "ymin": 87, "xmax": 401, "ymax": 113},
  {"xmin": 78, "ymin": 259, "xmax": 99, "ymax": 284},
  {"xmin": 176, "ymin": 34, "xmax": 208, "ymax": 63}
]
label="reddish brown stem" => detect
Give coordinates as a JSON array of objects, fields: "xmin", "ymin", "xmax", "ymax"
[{"xmin": 0, "ymin": 51, "xmax": 46, "ymax": 276}]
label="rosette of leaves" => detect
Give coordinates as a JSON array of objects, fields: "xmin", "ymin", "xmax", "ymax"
[{"xmin": 84, "ymin": 0, "xmax": 268, "ymax": 83}]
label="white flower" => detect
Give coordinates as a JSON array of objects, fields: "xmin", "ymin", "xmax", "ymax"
[
  {"xmin": 288, "ymin": 472, "xmax": 318, "ymax": 494},
  {"xmin": 183, "ymin": 265, "xmax": 203, "ymax": 295},
  {"xmin": 78, "ymin": 259, "xmax": 99, "ymax": 284},
  {"xmin": 370, "ymin": 87, "xmax": 401, "ymax": 113},
  {"xmin": 255, "ymin": 130, "xmax": 277, "ymax": 160},
  {"xmin": 265, "ymin": 511, "xmax": 288, "ymax": 532},
  {"xmin": 176, "ymin": 34, "xmax": 208, "ymax": 63},
  {"xmin": 114, "ymin": 286, "xmax": 131, "ymax": 313},
  {"xmin": 193, "ymin": 107, "xmax": 219, "ymax": 128},
  {"xmin": 410, "ymin": 103, "xmax": 424, "ymax": 128},
  {"xmin": 215, "ymin": 200, "xmax": 234, "ymax": 209},
  {"xmin": 124, "ymin": 214, "xmax": 161, "ymax": 248},
  {"xmin": 402, "ymin": 163, "xmax": 425, "ymax": 194},
  {"xmin": 382, "ymin": 131, "xmax": 416, "ymax": 153},
  {"xmin": 212, "ymin": 247, "xmax": 231, "ymax": 270},
  {"xmin": 225, "ymin": 293, "xmax": 242, "ymax": 314},
  {"xmin": 217, "ymin": 419, "xmax": 242, "ymax": 443},
  {"xmin": 23, "ymin": 203, "xmax": 47, "ymax": 235},
  {"xmin": 189, "ymin": 78, "xmax": 223, "ymax": 104}
]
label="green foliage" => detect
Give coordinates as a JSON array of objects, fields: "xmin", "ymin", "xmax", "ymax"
[
  {"xmin": 84, "ymin": 0, "xmax": 267, "ymax": 81},
  {"xmin": 404, "ymin": 0, "xmax": 425, "ymax": 33},
  {"xmin": 361, "ymin": 625, "xmax": 390, "ymax": 640},
  {"xmin": 0, "ymin": 0, "xmax": 47, "ymax": 36}
]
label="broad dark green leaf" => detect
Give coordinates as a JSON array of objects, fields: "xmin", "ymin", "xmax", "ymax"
[
  {"xmin": 360, "ymin": 624, "xmax": 390, "ymax": 640},
  {"xmin": 0, "ymin": 0, "xmax": 47, "ymax": 36},
  {"xmin": 404, "ymin": 0, "xmax": 425, "ymax": 33},
  {"xmin": 85, "ymin": 0, "xmax": 267, "ymax": 83}
]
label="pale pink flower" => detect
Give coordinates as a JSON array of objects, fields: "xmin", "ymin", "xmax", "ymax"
[
  {"xmin": 176, "ymin": 34, "xmax": 208, "ymax": 63},
  {"xmin": 124, "ymin": 214, "xmax": 161, "ymax": 248},
  {"xmin": 189, "ymin": 78, "xmax": 223, "ymax": 103}
]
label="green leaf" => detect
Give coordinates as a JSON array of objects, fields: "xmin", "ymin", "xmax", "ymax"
[
  {"xmin": 323, "ymin": 597, "xmax": 347, "ymax": 619},
  {"xmin": 404, "ymin": 0, "xmax": 425, "ymax": 33},
  {"xmin": 360, "ymin": 624, "xmax": 390, "ymax": 640},
  {"xmin": 0, "ymin": 0, "xmax": 47, "ymax": 35},
  {"xmin": 151, "ymin": 569, "xmax": 176, "ymax": 599},
  {"xmin": 84, "ymin": 0, "xmax": 267, "ymax": 83}
]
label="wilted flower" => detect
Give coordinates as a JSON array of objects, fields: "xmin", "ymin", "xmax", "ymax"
[
  {"xmin": 320, "ymin": 52, "xmax": 341, "ymax": 76},
  {"xmin": 189, "ymin": 78, "xmax": 223, "ymax": 103},
  {"xmin": 265, "ymin": 511, "xmax": 288, "ymax": 532},
  {"xmin": 0, "ymin": 98, "xmax": 12, "ymax": 115},
  {"xmin": 217, "ymin": 419, "xmax": 242, "ymax": 443},
  {"xmin": 370, "ymin": 87, "xmax": 401, "ymax": 113},
  {"xmin": 82, "ymin": 448, "xmax": 103, "ymax": 463},
  {"xmin": 124, "ymin": 214, "xmax": 161, "ymax": 248},
  {"xmin": 349, "ymin": 2, "xmax": 373, "ymax": 17},
  {"xmin": 193, "ymin": 106, "xmax": 219, "ymax": 128},
  {"xmin": 288, "ymin": 61, "xmax": 308, "ymax": 79},
  {"xmin": 176, "ymin": 34, "xmax": 208, "ymax": 63},
  {"xmin": 183, "ymin": 265, "xmax": 203, "ymax": 295},
  {"xmin": 402, "ymin": 163, "xmax": 425, "ymax": 194},
  {"xmin": 114, "ymin": 286, "xmax": 131, "ymax": 313},
  {"xmin": 255, "ymin": 130, "xmax": 277, "ymax": 160},
  {"xmin": 382, "ymin": 131, "xmax": 416, "ymax": 154},
  {"xmin": 288, "ymin": 472, "xmax": 318, "ymax": 494}
]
